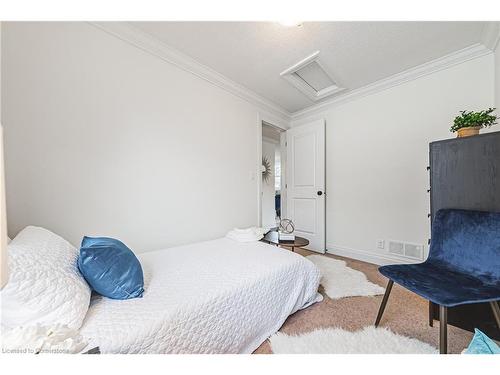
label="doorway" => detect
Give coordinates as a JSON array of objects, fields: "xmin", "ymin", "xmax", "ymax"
[
  {"xmin": 286, "ymin": 119, "xmax": 326, "ymax": 252},
  {"xmin": 258, "ymin": 119, "xmax": 325, "ymax": 253},
  {"xmin": 261, "ymin": 122, "xmax": 285, "ymax": 230}
]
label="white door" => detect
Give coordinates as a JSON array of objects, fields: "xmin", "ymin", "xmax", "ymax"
[{"xmin": 286, "ymin": 119, "xmax": 325, "ymax": 253}]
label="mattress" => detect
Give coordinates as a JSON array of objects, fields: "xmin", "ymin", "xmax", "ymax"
[{"xmin": 79, "ymin": 238, "xmax": 322, "ymax": 353}]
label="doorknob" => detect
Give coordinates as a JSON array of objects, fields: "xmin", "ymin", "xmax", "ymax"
[{"xmin": 317, "ymin": 191, "xmax": 323, "ymax": 196}]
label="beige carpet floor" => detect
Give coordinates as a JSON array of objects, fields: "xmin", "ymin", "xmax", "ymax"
[{"xmin": 254, "ymin": 248, "xmax": 473, "ymax": 354}]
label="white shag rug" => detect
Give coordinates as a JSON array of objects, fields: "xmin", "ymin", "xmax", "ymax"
[
  {"xmin": 270, "ymin": 326, "xmax": 438, "ymax": 354},
  {"xmin": 306, "ymin": 255, "xmax": 385, "ymax": 299}
]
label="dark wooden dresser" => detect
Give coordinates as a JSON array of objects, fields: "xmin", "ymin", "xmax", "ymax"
[{"xmin": 428, "ymin": 131, "xmax": 500, "ymax": 339}]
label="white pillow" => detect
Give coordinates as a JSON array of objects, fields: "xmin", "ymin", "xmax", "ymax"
[{"xmin": 1, "ymin": 226, "xmax": 91, "ymax": 330}]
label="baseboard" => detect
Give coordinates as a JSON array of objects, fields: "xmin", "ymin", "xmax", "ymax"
[{"xmin": 326, "ymin": 243, "xmax": 421, "ymax": 266}]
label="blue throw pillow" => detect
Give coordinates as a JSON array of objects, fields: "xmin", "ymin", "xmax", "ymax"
[
  {"xmin": 78, "ymin": 236, "xmax": 144, "ymax": 300},
  {"xmin": 464, "ymin": 329, "xmax": 500, "ymax": 354}
]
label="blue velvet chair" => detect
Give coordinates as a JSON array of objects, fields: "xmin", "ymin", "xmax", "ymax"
[{"xmin": 375, "ymin": 209, "xmax": 500, "ymax": 354}]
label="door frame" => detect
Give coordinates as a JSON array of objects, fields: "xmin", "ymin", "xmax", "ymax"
[
  {"xmin": 285, "ymin": 118, "xmax": 326, "ymax": 252},
  {"xmin": 257, "ymin": 113, "xmax": 288, "ymax": 227}
]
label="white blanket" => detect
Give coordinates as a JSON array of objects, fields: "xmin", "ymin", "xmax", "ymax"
[
  {"xmin": 79, "ymin": 238, "xmax": 322, "ymax": 353},
  {"xmin": 226, "ymin": 227, "xmax": 266, "ymax": 242}
]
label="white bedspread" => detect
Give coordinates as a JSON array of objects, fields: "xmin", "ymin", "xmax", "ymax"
[{"xmin": 79, "ymin": 238, "xmax": 322, "ymax": 353}]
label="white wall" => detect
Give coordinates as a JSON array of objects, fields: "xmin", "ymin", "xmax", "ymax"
[
  {"xmin": 0, "ymin": 21, "xmax": 2, "ymax": 121},
  {"xmin": 2, "ymin": 22, "xmax": 497, "ymax": 263},
  {"xmin": 1, "ymin": 22, "xmax": 265, "ymax": 252},
  {"xmin": 292, "ymin": 54, "xmax": 495, "ymax": 264},
  {"xmin": 261, "ymin": 139, "xmax": 276, "ymax": 229}
]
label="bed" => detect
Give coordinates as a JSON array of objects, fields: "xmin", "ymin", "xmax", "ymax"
[{"xmin": 79, "ymin": 238, "xmax": 322, "ymax": 353}]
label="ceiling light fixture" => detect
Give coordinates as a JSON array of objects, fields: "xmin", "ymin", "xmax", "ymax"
[{"xmin": 278, "ymin": 21, "xmax": 303, "ymax": 27}]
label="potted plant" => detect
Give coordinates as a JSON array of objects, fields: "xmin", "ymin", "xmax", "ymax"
[{"xmin": 450, "ymin": 108, "xmax": 497, "ymax": 138}]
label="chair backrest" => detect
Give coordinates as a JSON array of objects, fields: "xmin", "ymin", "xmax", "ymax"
[{"xmin": 429, "ymin": 209, "xmax": 500, "ymax": 281}]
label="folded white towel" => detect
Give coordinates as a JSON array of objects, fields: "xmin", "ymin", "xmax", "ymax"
[{"xmin": 226, "ymin": 227, "xmax": 265, "ymax": 242}]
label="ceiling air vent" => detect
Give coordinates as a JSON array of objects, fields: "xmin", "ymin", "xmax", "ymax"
[{"xmin": 280, "ymin": 51, "xmax": 344, "ymax": 101}]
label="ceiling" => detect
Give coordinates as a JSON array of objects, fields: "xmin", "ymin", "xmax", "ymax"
[{"xmin": 132, "ymin": 22, "xmax": 488, "ymax": 113}]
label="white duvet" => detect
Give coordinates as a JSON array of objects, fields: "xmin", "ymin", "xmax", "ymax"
[{"xmin": 79, "ymin": 238, "xmax": 322, "ymax": 353}]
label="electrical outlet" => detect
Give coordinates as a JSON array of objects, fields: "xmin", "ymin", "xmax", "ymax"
[{"xmin": 376, "ymin": 239, "xmax": 385, "ymax": 249}]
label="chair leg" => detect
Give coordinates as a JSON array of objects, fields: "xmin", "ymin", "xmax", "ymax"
[
  {"xmin": 375, "ymin": 280, "xmax": 393, "ymax": 327},
  {"xmin": 490, "ymin": 301, "xmax": 500, "ymax": 329},
  {"xmin": 439, "ymin": 305, "xmax": 448, "ymax": 354},
  {"xmin": 429, "ymin": 301, "xmax": 434, "ymax": 327}
]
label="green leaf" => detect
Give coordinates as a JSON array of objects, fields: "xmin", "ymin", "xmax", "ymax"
[{"xmin": 450, "ymin": 108, "xmax": 497, "ymax": 133}]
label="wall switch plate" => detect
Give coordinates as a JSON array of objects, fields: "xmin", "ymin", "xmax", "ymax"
[{"xmin": 376, "ymin": 239, "xmax": 385, "ymax": 249}]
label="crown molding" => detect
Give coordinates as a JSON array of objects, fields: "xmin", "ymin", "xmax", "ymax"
[
  {"xmin": 89, "ymin": 22, "xmax": 493, "ymax": 126},
  {"xmin": 90, "ymin": 22, "xmax": 292, "ymax": 122},
  {"xmin": 481, "ymin": 22, "xmax": 500, "ymax": 51},
  {"xmin": 290, "ymin": 43, "xmax": 492, "ymax": 122}
]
